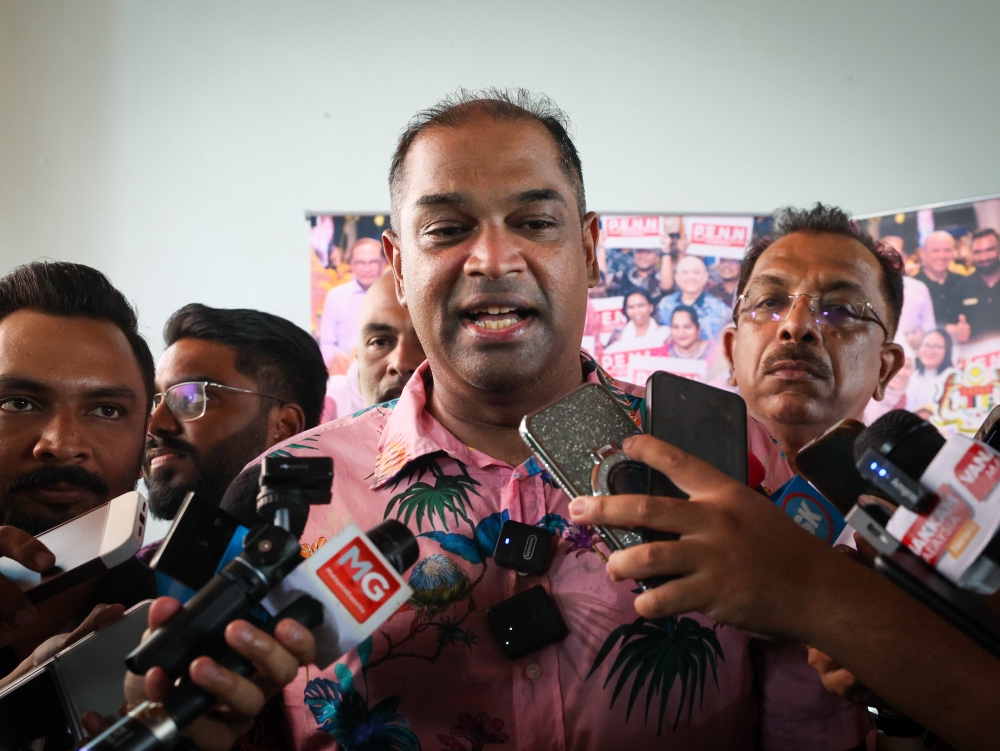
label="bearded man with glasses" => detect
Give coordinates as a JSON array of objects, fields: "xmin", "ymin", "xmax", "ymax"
[{"xmin": 143, "ymin": 304, "xmax": 328, "ymax": 522}]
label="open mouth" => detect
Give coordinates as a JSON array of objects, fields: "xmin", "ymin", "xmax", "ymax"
[{"xmin": 464, "ymin": 305, "xmax": 532, "ymax": 332}]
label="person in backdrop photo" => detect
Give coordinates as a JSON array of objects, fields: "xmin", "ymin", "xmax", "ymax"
[
  {"xmin": 656, "ymin": 254, "xmax": 731, "ymax": 342},
  {"xmin": 606, "ymin": 245, "xmax": 673, "ymax": 306},
  {"xmin": 708, "ymin": 256, "xmax": 741, "ymax": 308},
  {"xmin": 604, "ymin": 288, "xmax": 669, "ymax": 350},
  {"xmin": 864, "ymin": 356, "xmax": 914, "ymax": 423},
  {"xmin": 914, "ymin": 230, "xmax": 968, "ymax": 338},
  {"xmin": 143, "ymin": 303, "xmax": 328, "ymax": 523},
  {"xmin": 904, "ymin": 327, "xmax": 957, "ymax": 412},
  {"xmin": 220, "ymin": 89, "xmax": 813, "ymax": 751},
  {"xmin": 658, "ymin": 305, "xmax": 726, "ymax": 383},
  {"xmin": 323, "ymin": 272, "xmax": 427, "ymax": 419},
  {"xmin": 318, "ymin": 237, "xmax": 387, "ymax": 374},
  {"xmin": 881, "ymin": 235, "xmax": 936, "ymax": 356},
  {"xmin": 957, "ymin": 227, "xmax": 1000, "ymax": 342}
]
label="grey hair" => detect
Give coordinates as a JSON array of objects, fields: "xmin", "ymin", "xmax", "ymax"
[{"xmin": 388, "ymin": 87, "xmax": 586, "ymax": 230}]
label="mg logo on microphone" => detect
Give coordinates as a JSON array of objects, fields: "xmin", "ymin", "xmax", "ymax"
[
  {"xmin": 955, "ymin": 444, "xmax": 1000, "ymax": 502},
  {"xmin": 317, "ymin": 536, "xmax": 402, "ymax": 623}
]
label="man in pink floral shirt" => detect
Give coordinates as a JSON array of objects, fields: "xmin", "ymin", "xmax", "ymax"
[{"xmin": 224, "ymin": 90, "xmax": 856, "ymax": 750}]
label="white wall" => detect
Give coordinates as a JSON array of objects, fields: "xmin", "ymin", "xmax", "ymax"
[{"xmin": 2, "ymin": 0, "xmax": 999, "ymax": 351}]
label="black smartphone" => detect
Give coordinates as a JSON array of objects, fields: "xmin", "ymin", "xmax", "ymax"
[
  {"xmin": 796, "ymin": 419, "xmax": 868, "ymax": 515},
  {"xmin": 644, "ymin": 371, "xmax": 748, "ymax": 498}
]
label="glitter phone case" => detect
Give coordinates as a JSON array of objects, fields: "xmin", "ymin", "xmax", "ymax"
[{"xmin": 519, "ymin": 383, "xmax": 649, "ymax": 552}]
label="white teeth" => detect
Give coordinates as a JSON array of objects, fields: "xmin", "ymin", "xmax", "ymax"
[
  {"xmin": 487, "ymin": 307, "xmax": 500, "ymax": 315},
  {"xmin": 480, "ymin": 306, "xmax": 515, "ymax": 315},
  {"xmin": 474, "ymin": 318, "xmax": 519, "ymax": 330}
]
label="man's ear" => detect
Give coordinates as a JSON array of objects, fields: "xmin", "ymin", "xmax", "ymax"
[
  {"xmin": 873, "ymin": 342, "xmax": 906, "ymax": 401},
  {"xmin": 383, "ymin": 230, "xmax": 406, "ymax": 307},
  {"xmin": 582, "ymin": 212, "xmax": 601, "ymax": 288},
  {"xmin": 271, "ymin": 403, "xmax": 306, "ymax": 444}
]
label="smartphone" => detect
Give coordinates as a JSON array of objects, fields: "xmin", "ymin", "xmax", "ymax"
[
  {"xmin": 796, "ymin": 419, "xmax": 867, "ymax": 515},
  {"xmin": 520, "ymin": 383, "xmax": 650, "ymax": 553},
  {"xmin": 0, "ymin": 491, "xmax": 147, "ymax": 603},
  {"xmin": 645, "ymin": 371, "xmax": 748, "ymax": 497},
  {"xmin": 0, "ymin": 600, "xmax": 152, "ymax": 746}
]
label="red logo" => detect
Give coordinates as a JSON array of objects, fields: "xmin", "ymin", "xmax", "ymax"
[
  {"xmin": 954, "ymin": 444, "xmax": 1000, "ymax": 501},
  {"xmin": 316, "ymin": 536, "xmax": 401, "ymax": 623},
  {"xmin": 689, "ymin": 222, "xmax": 749, "ymax": 248},
  {"xmin": 901, "ymin": 485, "xmax": 972, "ymax": 565}
]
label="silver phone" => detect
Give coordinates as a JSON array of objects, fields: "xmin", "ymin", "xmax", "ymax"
[
  {"xmin": 0, "ymin": 491, "xmax": 147, "ymax": 602},
  {"xmin": 519, "ymin": 383, "xmax": 650, "ymax": 552}
]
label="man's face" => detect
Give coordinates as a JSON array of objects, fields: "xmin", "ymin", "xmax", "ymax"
[
  {"xmin": 633, "ymin": 249, "xmax": 657, "ymax": 272},
  {"xmin": 351, "ymin": 239, "xmax": 387, "ymax": 290},
  {"xmin": 922, "ymin": 232, "xmax": 956, "ymax": 274},
  {"xmin": 357, "ymin": 274, "xmax": 426, "ymax": 406},
  {"xmin": 971, "ymin": 233, "xmax": 1000, "ymax": 274},
  {"xmin": 385, "ymin": 114, "xmax": 599, "ymax": 394},
  {"xmin": 0, "ymin": 311, "xmax": 146, "ymax": 534},
  {"xmin": 723, "ymin": 232, "xmax": 904, "ymax": 432},
  {"xmin": 717, "ymin": 258, "xmax": 741, "ymax": 282},
  {"xmin": 144, "ymin": 339, "xmax": 274, "ymax": 520},
  {"xmin": 676, "ymin": 257, "xmax": 708, "ymax": 296}
]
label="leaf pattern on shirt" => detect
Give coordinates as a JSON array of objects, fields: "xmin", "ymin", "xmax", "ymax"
[
  {"xmin": 437, "ymin": 711, "xmax": 509, "ymax": 751},
  {"xmin": 588, "ymin": 616, "xmax": 724, "ymax": 734},
  {"xmin": 582, "ymin": 354, "xmax": 645, "ymax": 426},
  {"xmin": 384, "ymin": 454, "xmax": 483, "ymax": 532}
]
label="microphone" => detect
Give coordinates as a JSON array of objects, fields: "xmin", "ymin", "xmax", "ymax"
[
  {"xmin": 855, "ymin": 410, "xmax": 1000, "ymax": 594},
  {"xmin": 82, "ymin": 458, "xmax": 419, "ymax": 751}
]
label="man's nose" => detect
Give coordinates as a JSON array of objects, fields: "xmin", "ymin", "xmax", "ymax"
[
  {"xmin": 386, "ymin": 334, "xmax": 425, "ymax": 377},
  {"xmin": 33, "ymin": 408, "xmax": 93, "ymax": 463},
  {"xmin": 147, "ymin": 397, "xmax": 182, "ymax": 437},
  {"xmin": 776, "ymin": 296, "xmax": 821, "ymax": 343},
  {"xmin": 462, "ymin": 225, "xmax": 528, "ymax": 280}
]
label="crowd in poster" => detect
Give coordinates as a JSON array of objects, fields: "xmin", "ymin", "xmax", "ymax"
[{"xmin": 308, "ymin": 199, "xmax": 1000, "ymax": 435}]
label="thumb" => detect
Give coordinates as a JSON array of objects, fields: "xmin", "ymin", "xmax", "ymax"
[
  {"xmin": 959, "ymin": 314, "xmax": 968, "ymax": 323},
  {"xmin": 621, "ymin": 434, "xmax": 738, "ymax": 499}
]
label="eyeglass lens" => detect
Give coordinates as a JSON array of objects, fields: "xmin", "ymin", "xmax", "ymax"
[
  {"xmin": 745, "ymin": 291, "xmax": 865, "ymax": 328},
  {"xmin": 165, "ymin": 382, "xmax": 207, "ymax": 420}
]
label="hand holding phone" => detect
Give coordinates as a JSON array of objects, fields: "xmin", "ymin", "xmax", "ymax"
[{"xmin": 0, "ymin": 527, "xmax": 56, "ymax": 643}]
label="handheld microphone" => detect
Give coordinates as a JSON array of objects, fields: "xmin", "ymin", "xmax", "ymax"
[
  {"xmin": 855, "ymin": 410, "xmax": 1000, "ymax": 594},
  {"xmin": 83, "ymin": 457, "xmax": 420, "ymax": 751}
]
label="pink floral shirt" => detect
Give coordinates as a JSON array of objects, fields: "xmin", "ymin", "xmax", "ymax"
[{"xmin": 262, "ymin": 354, "xmax": 862, "ymax": 751}]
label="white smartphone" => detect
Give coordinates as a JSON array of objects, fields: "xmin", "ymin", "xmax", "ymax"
[
  {"xmin": 0, "ymin": 600, "xmax": 152, "ymax": 745},
  {"xmin": 0, "ymin": 491, "xmax": 147, "ymax": 602}
]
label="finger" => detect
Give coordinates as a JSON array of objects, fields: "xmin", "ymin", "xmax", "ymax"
[
  {"xmin": 0, "ymin": 527, "xmax": 55, "ymax": 571},
  {"xmin": 224, "ymin": 620, "xmax": 301, "ymax": 688},
  {"xmin": 81, "ymin": 711, "xmax": 106, "ymax": 738},
  {"xmin": 142, "ymin": 666, "xmax": 174, "ymax": 704},
  {"xmin": 148, "ymin": 597, "xmax": 182, "ymax": 631},
  {"xmin": 273, "ymin": 618, "xmax": 316, "ymax": 668},
  {"xmin": 606, "ymin": 540, "xmax": 695, "ymax": 583},
  {"xmin": 66, "ymin": 603, "xmax": 125, "ymax": 647},
  {"xmin": 622, "ymin": 434, "xmax": 740, "ymax": 499},
  {"xmin": 0, "ymin": 578, "xmax": 35, "ymax": 633},
  {"xmin": 568, "ymin": 492, "xmax": 701, "ymax": 533},
  {"xmin": 632, "ymin": 572, "xmax": 709, "ymax": 620},
  {"xmin": 188, "ymin": 655, "xmax": 267, "ymax": 718}
]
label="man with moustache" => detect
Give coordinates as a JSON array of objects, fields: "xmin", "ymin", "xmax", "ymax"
[
  {"xmin": 144, "ymin": 303, "xmax": 328, "ymax": 521},
  {"xmin": 220, "ymin": 91, "xmax": 843, "ymax": 751},
  {"xmin": 0, "ymin": 265, "xmax": 311, "ymax": 750}
]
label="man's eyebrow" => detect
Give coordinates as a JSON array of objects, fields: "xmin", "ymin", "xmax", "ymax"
[
  {"xmin": 361, "ymin": 323, "xmax": 397, "ymax": 336},
  {"xmin": 515, "ymin": 188, "xmax": 566, "ymax": 206},
  {"xmin": 413, "ymin": 193, "xmax": 465, "ymax": 211},
  {"xmin": 84, "ymin": 385, "xmax": 139, "ymax": 402},
  {"xmin": 0, "ymin": 375, "xmax": 49, "ymax": 393}
]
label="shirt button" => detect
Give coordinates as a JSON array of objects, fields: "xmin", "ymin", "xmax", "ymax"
[{"xmin": 525, "ymin": 663, "xmax": 542, "ymax": 681}]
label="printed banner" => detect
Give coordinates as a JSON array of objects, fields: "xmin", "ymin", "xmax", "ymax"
[
  {"xmin": 603, "ymin": 215, "xmax": 663, "ymax": 249},
  {"xmin": 683, "ymin": 216, "xmax": 756, "ymax": 259}
]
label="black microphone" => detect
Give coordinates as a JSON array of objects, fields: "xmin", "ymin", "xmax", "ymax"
[{"xmin": 854, "ymin": 411, "xmax": 1000, "ymax": 594}]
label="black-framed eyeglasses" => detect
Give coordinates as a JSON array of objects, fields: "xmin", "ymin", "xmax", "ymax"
[
  {"xmin": 151, "ymin": 381, "xmax": 284, "ymax": 422},
  {"xmin": 735, "ymin": 290, "xmax": 889, "ymax": 341}
]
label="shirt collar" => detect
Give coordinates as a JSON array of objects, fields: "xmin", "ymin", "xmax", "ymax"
[{"xmin": 371, "ymin": 351, "xmax": 643, "ymax": 488}]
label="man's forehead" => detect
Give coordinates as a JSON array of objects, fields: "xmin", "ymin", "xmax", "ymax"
[
  {"xmin": 157, "ymin": 338, "xmax": 243, "ymax": 388},
  {"xmin": 401, "ymin": 118, "xmax": 572, "ymax": 213},
  {"xmin": 749, "ymin": 233, "xmax": 881, "ymax": 294}
]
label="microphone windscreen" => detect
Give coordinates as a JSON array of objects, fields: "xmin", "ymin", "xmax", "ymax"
[{"xmin": 855, "ymin": 409, "xmax": 946, "ymax": 481}]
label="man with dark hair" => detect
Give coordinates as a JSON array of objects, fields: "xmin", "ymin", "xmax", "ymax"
[
  {"xmin": 606, "ymin": 246, "xmax": 672, "ymax": 305},
  {"xmin": 0, "ymin": 265, "xmax": 309, "ymax": 749},
  {"xmin": 222, "ymin": 89, "xmax": 836, "ymax": 751},
  {"xmin": 956, "ymin": 227, "xmax": 1000, "ymax": 341},
  {"xmin": 144, "ymin": 303, "xmax": 328, "ymax": 521}
]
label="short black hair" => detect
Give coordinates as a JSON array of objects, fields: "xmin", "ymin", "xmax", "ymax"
[
  {"xmin": 621, "ymin": 287, "xmax": 655, "ymax": 314},
  {"xmin": 670, "ymin": 304, "xmax": 700, "ymax": 328},
  {"xmin": 972, "ymin": 227, "xmax": 1000, "ymax": 244},
  {"xmin": 735, "ymin": 203, "xmax": 904, "ymax": 337},
  {"xmin": 389, "ymin": 88, "xmax": 585, "ymax": 229},
  {"xmin": 0, "ymin": 262, "xmax": 155, "ymax": 410},
  {"xmin": 165, "ymin": 304, "xmax": 328, "ymax": 429}
]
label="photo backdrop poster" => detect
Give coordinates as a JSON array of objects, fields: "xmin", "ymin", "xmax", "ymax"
[
  {"xmin": 307, "ymin": 198, "xmax": 1000, "ymax": 435},
  {"xmin": 858, "ymin": 195, "xmax": 1000, "ymax": 435}
]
